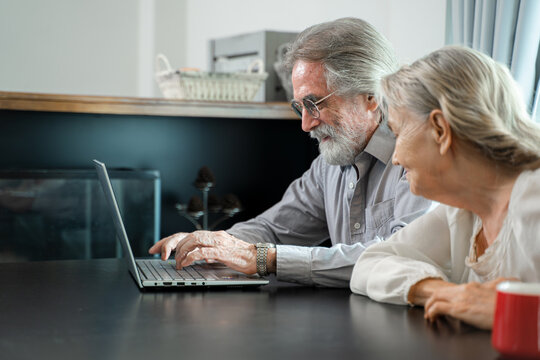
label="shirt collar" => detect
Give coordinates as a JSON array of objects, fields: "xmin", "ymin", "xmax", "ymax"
[
  {"xmin": 361, "ymin": 124, "xmax": 396, "ymax": 164},
  {"xmin": 340, "ymin": 124, "xmax": 395, "ymax": 173}
]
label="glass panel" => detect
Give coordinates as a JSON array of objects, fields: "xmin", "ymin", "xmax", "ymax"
[{"xmin": 0, "ymin": 169, "xmax": 160, "ymax": 262}]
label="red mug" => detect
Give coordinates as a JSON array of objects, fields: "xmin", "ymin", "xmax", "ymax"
[{"xmin": 492, "ymin": 281, "xmax": 540, "ymax": 359}]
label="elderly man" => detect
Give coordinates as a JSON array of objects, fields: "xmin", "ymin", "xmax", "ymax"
[{"xmin": 149, "ymin": 17, "xmax": 432, "ymax": 287}]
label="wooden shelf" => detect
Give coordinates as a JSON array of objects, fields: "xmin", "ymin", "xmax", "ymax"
[{"xmin": 0, "ymin": 91, "xmax": 297, "ymax": 120}]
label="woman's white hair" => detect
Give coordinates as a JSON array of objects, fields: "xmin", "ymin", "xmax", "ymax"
[
  {"xmin": 380, "ymin": 45, "xmax": 540, "ymax": 170},
  {"xmin": 284, "ymin": 17, "xmax": 398, "ymax": 123}
]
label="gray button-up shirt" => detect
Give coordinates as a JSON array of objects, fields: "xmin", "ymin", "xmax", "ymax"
[{"xmin": 227, "ymin": 125, "xmax": 432, "ymax": 287}]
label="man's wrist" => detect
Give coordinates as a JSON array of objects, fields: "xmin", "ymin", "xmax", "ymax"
[
  {"xmin": 267, "ymin": 248, "xmax": 277, "ymax": 274},
  {"xmin": 255, "ymin": 243, "xmax": 276, "ymax": 276}
]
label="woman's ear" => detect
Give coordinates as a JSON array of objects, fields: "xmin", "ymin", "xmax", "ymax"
[{"xmin": 429, "ymin": 109, "xmax": 452, "ymax": 155}]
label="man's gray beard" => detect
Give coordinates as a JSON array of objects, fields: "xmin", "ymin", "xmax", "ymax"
[{"xmin": 310, "ymin": 123, "xmax": 366, "ymax": 166}]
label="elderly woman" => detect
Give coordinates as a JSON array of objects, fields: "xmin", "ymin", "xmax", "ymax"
[{"xmin": 350, "ymin": 46, "xmax": 540, "ymax": 329}]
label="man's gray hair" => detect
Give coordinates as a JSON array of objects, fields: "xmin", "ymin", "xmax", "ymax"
[{"xmin": 284, "ymin": 17, "xmax": 399, "ymax": 121}]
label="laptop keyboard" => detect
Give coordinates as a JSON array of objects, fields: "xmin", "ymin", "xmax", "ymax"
[{"xmin": 137, "ymin": 260, "xmax": 215, "ymax": 281}]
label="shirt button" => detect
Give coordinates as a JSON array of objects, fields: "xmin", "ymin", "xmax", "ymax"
[
  {"xmin": 349, "ymin": 182, "xmax": 354, "ymax": 189},
  {"xmin": 354, "ymin": 223, "xmax": 361, "ymax": 229}
]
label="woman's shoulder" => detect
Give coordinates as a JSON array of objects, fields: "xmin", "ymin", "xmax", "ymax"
[
  {"xmin": 504, "ymin": 169, "xmax": 540, "ymax": 255},
  {"xmin": 511, "ymin": 168, "xmax": 540, "ymax": 204},
  {"xmin": 509, "ymin": 168, "xmax": 540, "ymax": 219}
]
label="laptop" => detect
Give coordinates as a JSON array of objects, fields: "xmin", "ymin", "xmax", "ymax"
[{"xmin": 93, "ymin": 159, "xmax": 269, "ymax": 289}]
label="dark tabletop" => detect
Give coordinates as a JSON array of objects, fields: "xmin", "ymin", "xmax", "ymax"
[{"xmin": 0, "ymin": 258, "xmax": 500, "ymax": 360}]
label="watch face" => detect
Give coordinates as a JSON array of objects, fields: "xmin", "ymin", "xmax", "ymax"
[{"xmin": 256, "ymin": 243, "xmax": 275, "ymax": 248}]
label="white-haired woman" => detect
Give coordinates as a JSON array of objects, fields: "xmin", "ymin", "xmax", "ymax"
[{"xmin": 350, "ymin": 46, "xmax": 540, "ymax": 329}]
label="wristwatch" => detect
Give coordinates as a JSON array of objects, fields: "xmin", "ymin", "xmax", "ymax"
[{"xmin": 255, "ymin": 243, "xmax": 276, "ymax": 277}]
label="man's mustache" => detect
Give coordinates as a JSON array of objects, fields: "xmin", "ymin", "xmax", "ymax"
[{"xmin": 310, "ymin": 124, "xmax": 337, "ymax": 142}]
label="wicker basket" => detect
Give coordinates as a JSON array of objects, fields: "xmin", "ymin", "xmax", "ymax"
[{"xmin": 155, "ymin": 54, "xmax": 268, "ymax": 102}]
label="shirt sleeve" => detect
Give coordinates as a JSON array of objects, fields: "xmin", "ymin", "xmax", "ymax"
[
  {"xmin": 274, "ymin": 170, "xmax": 434, "ymax": 287},
  {"xmin": 276, "ymin": 241, "xmax": 381, "ymax": 287},
  {"xmin": 350, "ymin": 205, "xmax": 453, "ymax": 304}
]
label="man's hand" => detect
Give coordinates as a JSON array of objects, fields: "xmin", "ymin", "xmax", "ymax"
[
  {"xmin": 149, "ymin": 231, "xmax": 258, "ymax": 275},
  {"xmin": 423, "ymin": 277, "xmax": 514, "ymax": 330}
]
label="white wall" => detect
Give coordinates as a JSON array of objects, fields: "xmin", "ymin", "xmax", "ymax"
[
  {"xmin": 0, "ymin": 0, "xmax": 139, "ymax": 97},
  {"xmin": 184, "ymin": 0, "xmax": 446, "ymax": 68},
  {"xmin": 153, "ymin": 0, "xmax": 188, "ymax": 97},
  {"xmin": 0, "ymin": 0, "xmax": 446, "ymax": 98}
]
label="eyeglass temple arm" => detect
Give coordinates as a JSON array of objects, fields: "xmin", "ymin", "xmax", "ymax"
[{"xmin": 314, "ymin": 91, "xmax": 336, "ymax": 105}]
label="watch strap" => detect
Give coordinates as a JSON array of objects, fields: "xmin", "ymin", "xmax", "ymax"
[{"xmin": 256, "ymin": 243, "xmax": 275, "ymax": 277}]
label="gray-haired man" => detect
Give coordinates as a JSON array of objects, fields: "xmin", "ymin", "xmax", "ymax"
[{"xmin": 149, "ymin": 17, "xmax": 433, "ymax": 287}]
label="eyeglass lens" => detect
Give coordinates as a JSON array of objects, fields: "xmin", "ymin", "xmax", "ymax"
[
  {"xmin": 290, "ymin": 98, "xmax": 320, "ymax": 119},
  {"xmin": 291, "ymin": 101, "xmax": 303, "ymax": 118}
]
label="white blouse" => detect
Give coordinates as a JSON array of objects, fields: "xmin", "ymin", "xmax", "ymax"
[{"xmin": 350, "ymin": 168, "xmax": 540, "ymax": 304}]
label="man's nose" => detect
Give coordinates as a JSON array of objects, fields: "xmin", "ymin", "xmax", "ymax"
[{"xmin": 301, "ymin": 111, "xmax": 321, "ymax": 132}]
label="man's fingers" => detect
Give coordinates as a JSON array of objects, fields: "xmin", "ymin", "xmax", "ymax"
[
  {"xmin": 148, "ymin": 233, "xmax": 188, "ymax": 260},
  {"xmin": 175, "ymin": 232, "xmax": 219, "ymax": 263},
  {"xmin": 148, "ymin": 237, "xmax": 167, "ymax": 254},
  {"xmin": 162, "ymin": 238, "xmax": 180, "ymax": 261},
  {"xmin": 174, "ymin": 231, "xmax": 250, "ymax": 262},
  {"xmin": 178, "ymin": 247, "xmax": 254, "ymax": 274},
  {"xmin": 175, "ymin": 235, "xmax": 204, "ymax": 264},
  {"xmin": 177, "ymin": 247, "xmax": 225, "ymax": 269},
  {"xmin": 149, "ymin": 233, "xmax": 184, "ymax": 252}
]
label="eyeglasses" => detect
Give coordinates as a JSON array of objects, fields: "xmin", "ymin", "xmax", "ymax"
[{"xmin": 291, "ymin": 91, "xmax": 336, "ymax": 119}]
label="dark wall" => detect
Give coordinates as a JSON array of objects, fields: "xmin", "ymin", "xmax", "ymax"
[{"xmin": 0, "ymin": 110, "xmax": 318, "ymax": 237}]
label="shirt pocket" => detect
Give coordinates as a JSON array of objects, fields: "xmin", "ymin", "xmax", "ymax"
[{"xmin": 365, "ymin": 198, "xmax": 395, "ymax": 237}]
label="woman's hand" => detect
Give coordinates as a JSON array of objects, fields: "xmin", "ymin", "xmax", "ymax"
[{"xmin": 423, "ymin": 277, "xmax": 513, "ymax": 330}]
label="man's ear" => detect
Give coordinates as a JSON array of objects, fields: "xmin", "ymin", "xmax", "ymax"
[
  {"xmin": 429, "ymin": 109, "xmax": 452, "ymax": 155},
  {"xmin": 365, "ymin": 94, "xmax": 379, "ymax": 113}
]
